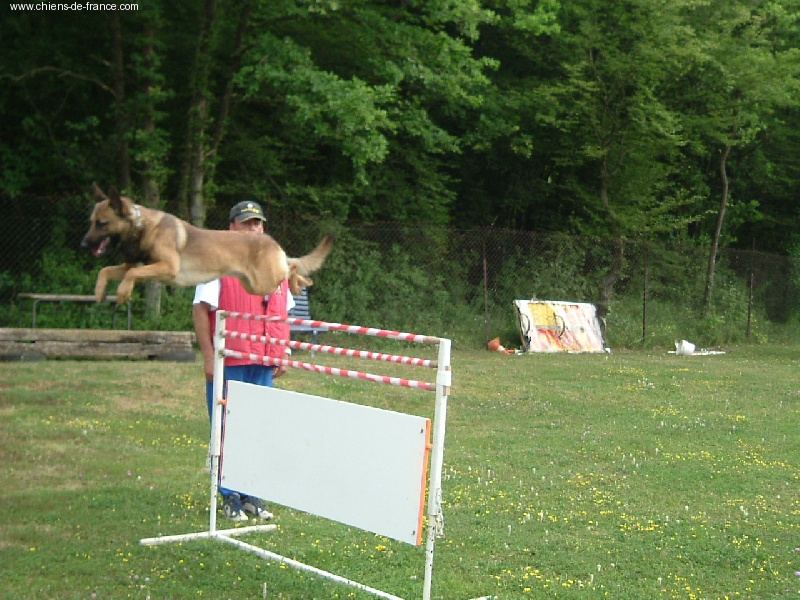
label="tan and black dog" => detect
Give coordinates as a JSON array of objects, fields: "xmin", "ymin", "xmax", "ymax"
[{"xmin": 81, "ymin": 184, "xmax": 333, "ymax": 305}]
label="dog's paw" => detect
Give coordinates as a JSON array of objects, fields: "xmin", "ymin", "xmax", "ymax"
[
  {"xmin": 116, "ymin": 281, "xmax": 133, "ymax": 305},
  {"xmin": 289, "ymin": 275, "xmax": 312, "ymax": 296}
]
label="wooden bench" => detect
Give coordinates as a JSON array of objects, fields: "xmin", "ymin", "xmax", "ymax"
[
  {"xmin": 18, "ymin": 293, "xmax": 132, "ymax": 330},
  {"xmin": 0, "ymin": 328, "xmax": 196, "ymax": 362},
  {"xmin": 288, "ymin": 288, "xmax": 324, "ymax": 348}
]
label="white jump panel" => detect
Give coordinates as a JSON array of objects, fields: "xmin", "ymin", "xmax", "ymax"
[{"xmin": 221, "ymin": 381, "xmax": 431, "ymax": 545}]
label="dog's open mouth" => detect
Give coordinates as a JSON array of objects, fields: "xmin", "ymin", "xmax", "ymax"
[{"xmin": 89, "ymin": 237, "xmax": 110, "ymax": 257}]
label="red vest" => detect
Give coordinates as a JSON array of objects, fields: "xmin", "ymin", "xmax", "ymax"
[{"xmin": 210, "ymin": 277, "xmax": 290, "ymax": 367}]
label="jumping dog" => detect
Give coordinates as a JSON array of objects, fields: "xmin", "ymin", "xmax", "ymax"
[{"xmin": 81, "ymin": 185, "xmax": 333, "ymax": 305}]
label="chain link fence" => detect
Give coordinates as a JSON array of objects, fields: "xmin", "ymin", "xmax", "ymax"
[{"xmin": 1, "ymin": 193, "xmax": 798, "ymax": 349}]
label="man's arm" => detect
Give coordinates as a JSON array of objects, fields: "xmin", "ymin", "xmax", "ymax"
[{"xmin": 193, "ymin": 302, "xmax": 215, "ymax": 382}]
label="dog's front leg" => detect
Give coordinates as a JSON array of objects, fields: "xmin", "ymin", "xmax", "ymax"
[
  {"xmin": 115, "ymin": 277, "xmax": 136, "ymax": 306},
  {"xmin": 115, "ymin": 261, "xmax": 180, "ymax": 305},
  {"xmin": 95, "ymin": 264, "xmax": 133, "ymax": 303}
]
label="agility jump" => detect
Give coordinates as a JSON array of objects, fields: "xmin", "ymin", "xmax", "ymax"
[{"xmin": 142, "ymin": 312, "xmax": 452, "ymax": 600}]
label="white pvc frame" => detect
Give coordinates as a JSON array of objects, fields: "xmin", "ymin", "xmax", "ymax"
[{"xmin": 141, "ymin": 311, "xmax": 452, "ymax": 600}]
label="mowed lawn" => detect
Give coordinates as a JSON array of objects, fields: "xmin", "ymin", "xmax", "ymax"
[{"xmin": 0, "ymin": 343, "xmax": 798, "ymax": 599}]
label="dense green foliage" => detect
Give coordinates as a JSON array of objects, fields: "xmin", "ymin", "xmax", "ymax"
[
  {"xmin": 2, "ymin": 0, "xmax": 800, "ymax": 341},
  {"xmin": 2, "ymin": 0, "xmax": 799, "ymax": 240}
]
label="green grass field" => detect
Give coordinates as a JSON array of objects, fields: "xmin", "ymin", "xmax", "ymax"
[{"xmin": 1, "ymin": 344, "xmax": 798, "ymax": 599}]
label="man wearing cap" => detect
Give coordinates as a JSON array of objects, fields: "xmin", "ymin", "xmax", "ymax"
[{"xmin": 192, "ymin": 200, "xmax": 294, "ymax": 522}]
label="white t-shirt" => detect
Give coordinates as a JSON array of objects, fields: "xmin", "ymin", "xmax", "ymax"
[{"xmin": 193, "ymin": 279, "xmax": 295, "ymax": 312}]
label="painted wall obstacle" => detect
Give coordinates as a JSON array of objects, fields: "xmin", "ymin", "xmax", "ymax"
[{"xmin": 514, "ymin": 299, "xmax": 606, "ymax": 353}]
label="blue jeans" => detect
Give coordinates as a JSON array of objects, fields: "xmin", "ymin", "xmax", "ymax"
[{"xmin": 207, "ymin": 364, "xmax": 274, "ymax": 499}]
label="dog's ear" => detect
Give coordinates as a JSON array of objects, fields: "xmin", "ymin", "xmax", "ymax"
[
  {"xmin": 107, "ymin": 186, "xmax": 125, "ymax": 215},
  {"xmin": 92, "ymin": 183, "xmax": 107, "ymax": 201}
]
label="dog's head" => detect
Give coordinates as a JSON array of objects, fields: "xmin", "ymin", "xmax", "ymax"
[{"xmin": 81, "ymin": 184, "xmax": 138, "ymax": 257}]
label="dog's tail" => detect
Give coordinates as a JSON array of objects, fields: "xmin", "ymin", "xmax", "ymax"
[
  {"xmin": 290, "ymin": 235, "xmax": 334, "ymax": 275},
  {"xmin": 287, "ymin": 235, "xmax": 334, "ymax": 294}
]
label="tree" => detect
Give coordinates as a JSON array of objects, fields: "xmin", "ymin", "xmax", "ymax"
[
  {"xmin": 665, "ymin": 0, "xmax": 800, "ymax": 316},
  {"xmin": 2, "ymin": 0, "xmax": 800, "ymax": 270},
  {"xmin": 510, "ymin": 0, "xmax": 696, "ymax": 315},
  {"xmin": 217, "ymin": 1, "xmax": 501, "ymax": 224}
]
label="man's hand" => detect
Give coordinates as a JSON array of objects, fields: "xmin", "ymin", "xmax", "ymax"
[
  {"xmin": 204, "ymin": 356, "xmax": 215, "ymax": 382},
  {"xmin": 273, "ymin": 353, "xmax": 289, "ymax": 378}
]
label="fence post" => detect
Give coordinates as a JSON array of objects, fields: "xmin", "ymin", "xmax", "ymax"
[
  {"xmin": 642, "ymin": 242, "xmax": 649, "ymax": 346},
  {"xmin": 483, "ymin": 239, "xmax": 490, "ymax": 346},
  {"xmin": 747, "ymin": 239, "xmax": 755, "ymax": 340}
]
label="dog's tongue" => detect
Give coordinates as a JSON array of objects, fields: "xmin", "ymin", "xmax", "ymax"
[{"xmin": 92, "ymin": 238, "xmax": 110, "ymax": 257}]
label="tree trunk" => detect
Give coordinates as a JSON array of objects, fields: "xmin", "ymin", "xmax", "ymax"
[
  {"xmin": 188, "ymin": 120, "xmax": 208, "ymax": 227},
  {"xmin": 597, "ymin": 236, "xmax": 625, "ymax": 321},
  {"xmin": 182, "ymin": 0, "xmax": 252, "ymax": 228},
  {"xmin": 207, "ymin": 1, "xmax": 252, "ymax": 180},
  {"xmin": 181, "ymin": 0, "xmax": 218, "ymax": 227},
  {"xmin": 140, "ymin": 21, "xmax": 164, "ymax": 319},
  {"xmin": 702, "ymin": 143, "xmax": 732, "ymax": 317},
  {"xmin": 108, "ymin": 10, "xmax": 130, "ymax": 189},
  {"xmin": 596, "ymin": 161, "xmax": 624, "ymax": 321},
  {"xmin": 139, "ymin": 21, "xmax": 163, "ymax": 208}
]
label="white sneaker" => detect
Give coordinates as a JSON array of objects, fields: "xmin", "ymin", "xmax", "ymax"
[
  {"xmin": 223, "ymin": 494, "xmax": 249, "ymax": 522},
  {"xmin": 242, "ymin": 496, "xmax": 273, "ymax": 520}
]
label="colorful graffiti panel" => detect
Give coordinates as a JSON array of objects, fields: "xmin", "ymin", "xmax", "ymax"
[{"xmin": 514, "ymin": 300, "xmax": 605, "ymax": 353}]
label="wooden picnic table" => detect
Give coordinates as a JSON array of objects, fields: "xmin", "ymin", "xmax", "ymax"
[{"xmin": 17, "ymin": 293, "xmax": 132, "ymax": 330}]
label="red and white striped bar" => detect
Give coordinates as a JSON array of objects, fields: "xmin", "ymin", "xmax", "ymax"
[
  {"xmin": 224, "ymin": 350, "xmax": 436, "ymax": 391},
  {"xmin": 225, "ymin": 331, "xmax": 437, "ymax": 368},
  {"xmin": 223, "ymin": 312, "xmax": 441, "ymax": 345}
]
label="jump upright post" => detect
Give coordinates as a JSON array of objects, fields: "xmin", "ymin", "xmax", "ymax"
[{"xmin": 141, "ymin": 311, "xmax": 453, "ymax": 600}]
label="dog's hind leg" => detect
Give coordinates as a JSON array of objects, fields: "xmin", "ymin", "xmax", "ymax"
[
  {"xmin": 95, "ymin": 264, "xmax": 134, "ymax": 303},
  {"xmin": 288, "ymin": 265, "xmax": 313, "ymax": 296}
]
